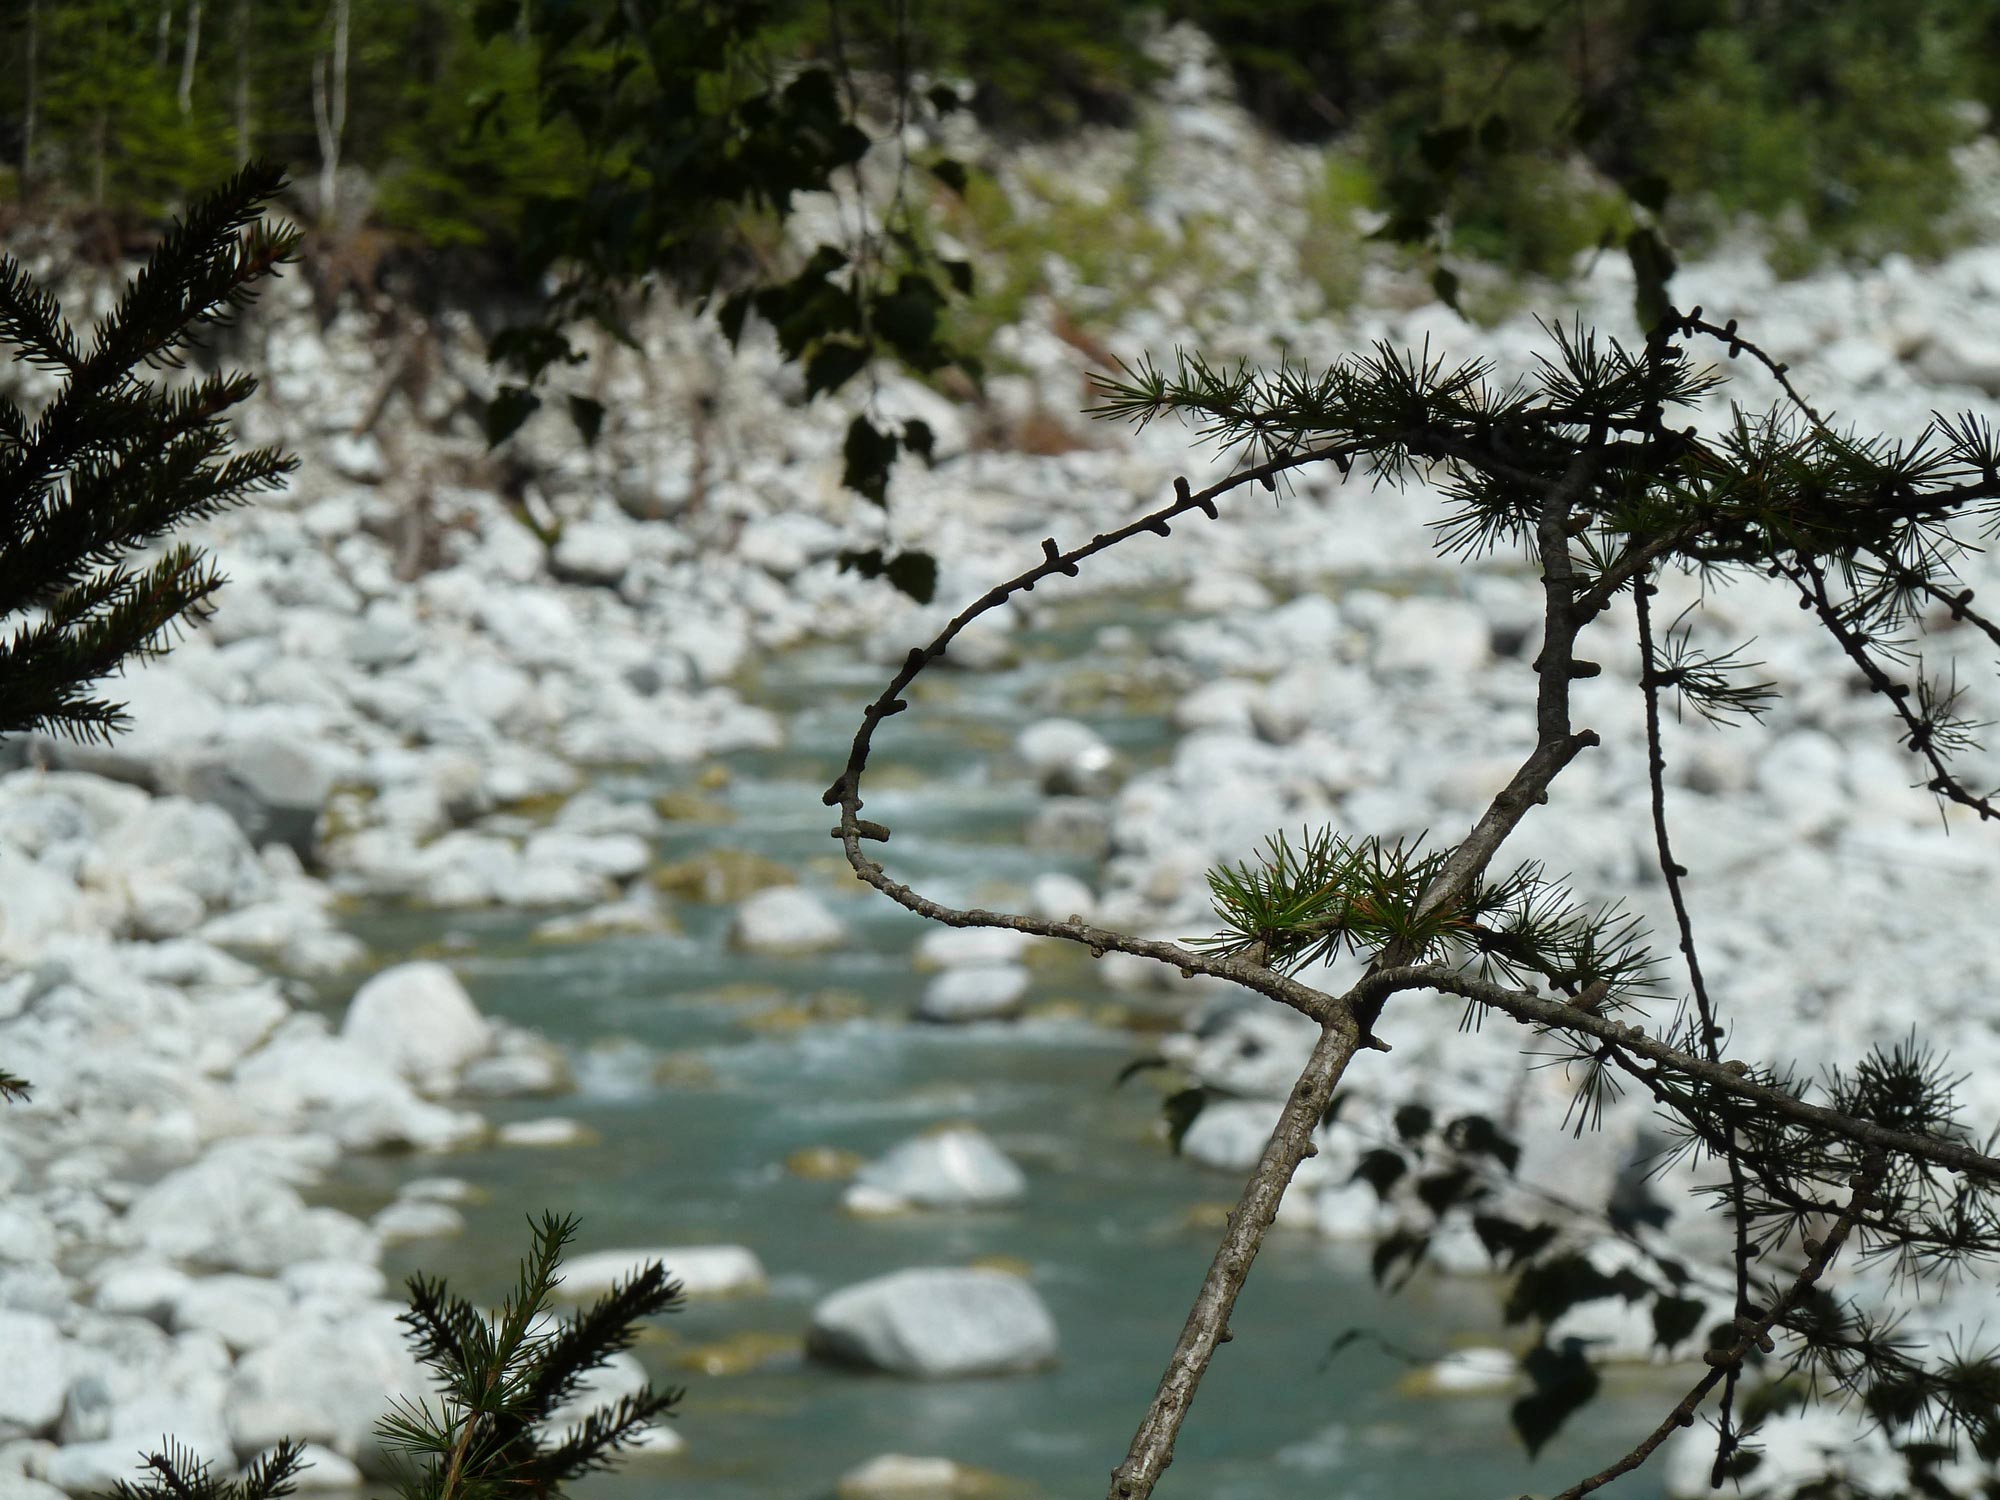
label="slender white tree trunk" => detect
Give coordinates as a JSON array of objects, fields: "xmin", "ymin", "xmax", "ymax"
[
  {"xmin": 177, "ymin": 0, "xmax": 203, "ymax": 115},
  {"xmin": 310, "ymin": 0, "xmax": 350, "ymax": 226},
  {"xmin": 155, "ymin": 0, "xmax": 173, "ymax": 69}
]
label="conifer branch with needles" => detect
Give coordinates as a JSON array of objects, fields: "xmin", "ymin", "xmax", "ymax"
[
  {"xmin": 832, "ymin": 305, "xmax": 2000, "ymax": 1498},
  {"xmin": 0, "ymin": 159, "xmax": 300, "ymax": 746}
]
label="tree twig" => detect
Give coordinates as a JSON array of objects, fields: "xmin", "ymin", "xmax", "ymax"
[{"xmin": 1548, "ymin": 1154, "xmax": 1884, "ymax": 1500}]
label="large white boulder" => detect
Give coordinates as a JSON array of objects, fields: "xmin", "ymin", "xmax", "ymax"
[
  {"xmin": 807, "ymin": 1268, "xmax": 1057, "ymax": 1378},
  {"xmin": 339, "ymin": 961, "xmax": 492, "ymax": 1088},
  {"xmin": 728, "ymin": 887, "xmax": 846, "ymax": 955},
  {"xmin": 121, "ymin": 1153, "xmax": 373, "ymax": 1275},
  {"xmin": 851, "ymin": 1127, "xmax": 1026, "ymax": 1209}
]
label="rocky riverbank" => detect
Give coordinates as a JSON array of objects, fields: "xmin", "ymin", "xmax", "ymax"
[{"xmin": 8, "ymin": 25, "xmax": 2000, "ymax": 1497}]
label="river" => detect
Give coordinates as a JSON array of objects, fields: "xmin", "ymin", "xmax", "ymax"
[{"xmin": 319, "ymin": 588, "xmax": 1676, "ymax": 1500}]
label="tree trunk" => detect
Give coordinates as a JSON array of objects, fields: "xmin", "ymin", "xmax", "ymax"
[
  {"xmin": 310, "ymin": 0, "xmax": 350, "ymax": 227},
  {"xmin": 155, "ymin": 0, "xmax": 173, "ymax": 70},
  {"xmin": 233, "ymin": 0, "xmax": 251, "ymax": 157},
  {"xmin": 20, "ymin": 0, "xmax": 37, "ymax": 187},
  {"xmin": 177, "ymin": 0, "xmax": 202, "ymax": 115}
]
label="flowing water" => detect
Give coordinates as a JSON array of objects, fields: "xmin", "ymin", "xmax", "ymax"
[{"xmin": 324, "ymin": 591, "xmax": 1674, "ymax": 1500}]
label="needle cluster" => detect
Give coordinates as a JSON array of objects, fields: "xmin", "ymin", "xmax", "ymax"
[{"xmin": 0, "ymin": 160, "xmax": 299, "ymax": 744}]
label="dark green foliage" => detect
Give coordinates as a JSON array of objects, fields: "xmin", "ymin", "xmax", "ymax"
[
  {"xmin": 1175, "ymin": 0, "xmax": 1993, "ymax": 301},
  {"xmin": 0, "ymin": 160, "xmax": 298, "ymax": 745},
  {"xmin": 1162, "ymin": 1085, "xmax": 1208, "ymax": 1156},
  {"xmin": 1512, "ymin": 1340, "xmax": 1601, "ymax": 1457},
  {"xmin": 377, "ymin": 1212, "xmax": 683, "ymax": 1500},
  {"xmin": 837, "ymin": 547, "xmax": 938, "ymax": 606},
  {"xmin": 1194, "ymin": 828, "xmax": 1660, "ymax": 1008}
]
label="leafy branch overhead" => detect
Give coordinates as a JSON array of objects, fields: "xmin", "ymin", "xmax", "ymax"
[
  {"xmin": 0, "ymin": 161, "xmax": 300, "ymax": 745},
  {"xmin": 827, "ymin": 302, "xmax": 2000, "ymax": 1499},
  {"xmin": 477, "ymin": 0, "xmax": 979, "ymax": 599}
]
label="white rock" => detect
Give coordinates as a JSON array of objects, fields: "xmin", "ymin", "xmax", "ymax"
[
  {"xmin": 277, "ymin": 1261, "xmax": 386, "ymax": 1310},
  {"xmin": 224, "ymin": 1307, "xmax": 427, "ymax": 1470},
  {"xmin": 559, "ymin": 1246, "xmax": 766, "ymax": 1301},
  {"xmin": 458, "ymin": 1044, "xmax": 570, "ymax": 1099},
  {"xmin": 837, "ymin": 1454, "xmax": 981, "ymax": 1500},
  {"xmin": 122, "ymin": 1154, "xmax": 373, "ymax": 1275},
  {"xmin": 1015, "ymin": 720, "xmax": 1118, "ymax": 796},
  {"xmin": 0, "ymin": 1210, "xmax": 55, "ymax": 1266},
  {"xmin": 91, "ymin": 1263, "xmax": 192, "ymax": 1326},
  {"xmin": 807, "ymin": 1268, "xmax": 1057, "ymax": 1378},
  {"xmin": 1313, "ymin": 1180, "xmax": 1393, "ymax": 1241},
  {"xmin": 854, "ymin": 1127, "xmax": 1027, "ymax": 1209},
  {"xmin": 551, "ymin": 524, "xmax": 632, "ymax": 586},
  {"xmin": 0, "ymin": 1474, "xmax": 64, "ymax": 1500},
  {"xmin": 172, "ymin": 1275, "xmax": 293, "ymax": 1354},
  {"xmin": 839, "ymin": 1184, "xmax": 912, "ymax": 1218},
  {"xmin": 913, "ymin": 928, "xmax": 1032, "ymax": 969},
  {"xmin": 0, "ymin": 1313, "xmax": 64, "ymax": 1433},
  {"xmin": 234, "ymin": 1020, "xmax": 486, "ymax": 1151},
  {"xmin": 1027, "ymin": 873, "xmax": 1095, "ymax": 924},
  {"xmin": 325, "ymin": 433, "xmax": 385, "ymax": 483},
  {"xmin": 916, "ymin": 965, "xmax": 1030, "ymax": 1023},
  {"xmin": 1913, "ymin": 326, "xmax": 2000, "ymax": 395},
  {"xmin": 522, "ymin": 830, "xmax": 650, "ymax": 883},
  {"xmin": 370, "ymin": 1201, "xmax": 465, "ymax": 1244},
  {"xmin": 1178, "ymin": 1099, "xmax": 1282, "ymax": 1173},
  {"xmin": 1421, "ymin": 1346, "xmax": 1518, "ymax": 1394},
  {"xmin": 621, "ymin": 1424, "xmax": 685, "ymax": 1457},
  {"xmin": 495, "ymin": 1117, "xmax": 594, "ymax": 1149},
  {"xmin": 339, "ymin": 961, "xmax": 492, "ymax": 1088},
  {"xmin": 1370, "ymin": 596, "xmax": 1491, "ymax": 679},
  {"xmin": 728, "ymin": 887, "xmax": 846, "ymax": 955}
]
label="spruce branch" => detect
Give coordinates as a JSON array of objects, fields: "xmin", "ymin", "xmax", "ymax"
[
  {"xmin": 377, "ymin": 1212, "xmax": 683, "ymax": 1500},
  {"xmin": 0, "ymin": 162, "xmax": 300, "ymax": 743},
  {"xmin": 104, "ymin": 1438, "xmax": 308, "ymax": 1500}
]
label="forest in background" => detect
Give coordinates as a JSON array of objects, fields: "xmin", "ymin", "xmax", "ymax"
[{"xmin": 6, "ymin": 0, "xmax": 2000, "ymax": 295}]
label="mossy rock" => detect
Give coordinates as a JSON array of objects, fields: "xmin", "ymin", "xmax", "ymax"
[
  {"xmin": 653, "ymin": 788, "xmax": 735, "ymax": 825},
  {"xmin": 675, "ymin": 1330, "xmax": 803, "ymax": 1377},
  {"xmin": 785, "ymin": 1145, "xmax": 867, "ymax": 1180},
  {"xmin": 741, "ymin": 991, "xmax": 867, "ymax": 1033},
  {"xmin": 652, "ymin": 1051, "xmax": 718, "ymax": 1090},
  {"xmin": 650, "ymin": 848, "xmax": 794, "ymax": 902}
]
